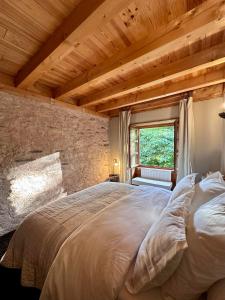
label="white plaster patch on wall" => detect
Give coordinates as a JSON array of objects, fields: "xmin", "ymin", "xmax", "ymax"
[
  {"xmin": 0, "ymin": 90, "xmax": 110, "ymax": 197},
  {"xmin": 0, "ymin": 152, "xmax": 67, "ymax": 235},
  {"xmin": 7, "ymin": 153, "xmax": 66, "ymax": 216}
]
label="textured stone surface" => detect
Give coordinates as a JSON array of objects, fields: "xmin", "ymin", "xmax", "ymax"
[
  {"xmin": 0, "ymin": 90, "xmax": 109, "ymax": 215},
  {"xmin": 0, "ymin": 152, "xmax": 67, "ymax": 235}
]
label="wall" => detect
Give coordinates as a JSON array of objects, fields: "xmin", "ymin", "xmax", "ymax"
[
  {"xmin": 109, "ymin": 98, "xmax": 224, "ymax": 175},
  {"xmin": 193, "ymin": 97, "xmax": 224, "ymax": 174},
  {"xmin": 0, "ymin": 90, "xmax": 110, "ymax": 195}
]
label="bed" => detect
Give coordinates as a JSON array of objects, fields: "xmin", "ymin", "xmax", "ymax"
[{"xmin": 1, "ymin": 182, "xmax": 171, "ymax": 300}]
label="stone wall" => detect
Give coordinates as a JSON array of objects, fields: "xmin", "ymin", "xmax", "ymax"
[{"xmin": 0, "ymin": 90, "xmax": 110, "ymax": 195}]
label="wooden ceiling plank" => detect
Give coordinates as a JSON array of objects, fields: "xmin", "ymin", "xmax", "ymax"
[
  {"xmin": 108, "ymin": 82, "xmax": 224, "ymax": 117},
  {"xmin": 78, "ymin": 41, "xmax": 225, "ymax": 106},
  {"xmin": 55, "ymin": 0, "xmax": 225, "ymax": 100},
  {"xmin": 128, "ymin": 94, "xmax": 182, "ymax": 110},
  {"xmin": 0, "ymin": 71, "xmax": 14, "ymax": 86},
  {"xmin": 0, "ymin": 58, "xmax": 21, "ymax": 76},
  {"xmin": 132, "ymin": 102, "xmax": 180, "ymax": 113},
  {"xmin": 15, "ymin": 0, "xmax": 134, "ymax": 89},
  {"xmin": 96, "ymin": 67, "xmax": 225, "ymax": 112},
  {"xmin": 107, "ymin": 97, "xmax": 181, "ymax": 117},
  {"xmin": 0, "ymin": 72, "xmax": 108, "ymax": 118},
  {"xmin": 192, "ymin": 82, "xmax": 224, "ymax": 100}
]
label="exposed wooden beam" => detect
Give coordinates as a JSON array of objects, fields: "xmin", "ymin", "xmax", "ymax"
[
  {"xmin": 55, "ymin": 0, "xmax": 225, "ymax": 101},
  {"xmin": 108, "ymin": 84, "xmax": 224, "ymax": 117},
  {"xmin": 192, "ymin": 82, "xmax": 224, "ymax": 101},
  {"xmin": 108, "ymin": 101, "xmax": 181, "ymax": 117},
  {"xmin": 0, "ymin": 74, "xmax": 107, "ymax": 118},
  {"xmin": 96, "ymin": 67, "xmax": 225, "ymax": 112},
  {"xmin": 129, "ymin": 95, "xmax": 181, "ymax": 113},
  {"xmin": 0, "ymin": 72, "xmax": 14, "ymax": 86},
  {"xmin": 0, "ymin": 72, "xmax": 53, "ymax": 97},
  {"xmin": 79, "ymin": 42, "xmax": 225, "ymax": 107},
  {"xmin": 15, "ymin": 0, "xmax": 133, "ymax": 89}
]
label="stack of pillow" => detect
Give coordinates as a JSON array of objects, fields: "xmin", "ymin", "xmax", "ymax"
[{"xmin": 125, "ymin": 171, "xmax": 225, "ymax": 300}]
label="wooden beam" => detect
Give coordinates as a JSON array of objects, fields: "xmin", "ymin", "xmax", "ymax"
[
  {"xmin": 96, "ymin": 68, "xmax": 225, "ymax": 112},
  {"xmin": 129, "ymin": 95, "xmax": 181, "ymax": 113},
  {"xmin": 55, "ymin": 0, "xmax": 225, "ymax": 100},
  {"xmin": 107, "ymin": 84, "xmax": 224, "ymax": 117},
  {"xmin": 0, "ymin": 72, "xmax": 53, "ymax": 97},
  {"xmin": 192, "ymin": 83, "xmax": 224, "ymax": 101},
  {"xmin": 107, "ymin": 94, "xmax": 182, "ymax": 117},
  {"xmin": 15, "ymin": 0, "xmax": 133, "ymax": 89},
  {"xmin": 79, "ymin": 42, "xmax": 225, "ymax": 107},
  {"xmin": 108, "ymin": 100, "xmax": 181, "ymax": 117},
  {"xmin": 0, "ymin": 72, "xmax": 14, "ymax": 86},
  {"xmin": 0, "ymin": 75, "xmax": 107, "ymax": 118}
]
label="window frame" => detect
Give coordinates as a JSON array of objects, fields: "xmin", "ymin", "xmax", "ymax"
[{"xmin": 129, "ymin": 119, "xmax": 178, "ymax": 171}]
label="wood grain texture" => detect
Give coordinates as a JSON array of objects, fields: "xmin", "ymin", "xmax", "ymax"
[
  {"xmin": 107, "ymin": 83, "xmax": 224, "ymax": 116},
  {"xmin": 1, "ymin": 0, "xmax": 225, "ymax": 115},
  {"xmin": 0, "ymin": 84, "xmax": 108, "ymax": 119},
  {"xmin": 78, "ymin": 41, "xmax": 225, "ymax": 107},
  {"xmin": 15, "ymin": 0, "xmax": 135, "ymax": 88},
  {"xmin": 96, "ymin": 67, "xmax": 225, "ymax": 112},
  {"xmin": 55, "ymin": 0, "xmax": 225, "ymax": 100}
]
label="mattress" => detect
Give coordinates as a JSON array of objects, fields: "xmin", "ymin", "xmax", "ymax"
[{"xmin": 1, "ymin": 182, "xmax": 171, "ymax": 295}]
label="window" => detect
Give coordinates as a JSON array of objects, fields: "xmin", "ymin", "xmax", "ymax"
[{"xmin": 130, "ymin": 120, "xmax": 177, "ymax": 170}]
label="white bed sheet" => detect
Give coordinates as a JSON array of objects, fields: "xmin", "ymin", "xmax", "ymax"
[
  {"xmin": 118, "ymin": 286, "xmax": 205, "ymax": 300},
  {"xmin": 119, "ymin": 286, "xmax": 163, "ymax": 300}
]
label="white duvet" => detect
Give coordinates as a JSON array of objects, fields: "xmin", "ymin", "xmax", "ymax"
[{"xmin": 1, "ymin": 182, "xmax": 171, "ymax": 300}]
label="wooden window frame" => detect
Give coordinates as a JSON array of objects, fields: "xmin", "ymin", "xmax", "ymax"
[{"xmin": 129, "ymin": 119, "xmax": 178, "ymax": 171}]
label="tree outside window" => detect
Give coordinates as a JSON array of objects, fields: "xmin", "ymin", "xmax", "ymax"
[
  {"xmin": 130, "ymin": 121, "xmax": 177, "ymax": 170},
  {"xmin": 139, "ymin": 126, "xmax": 174, "ymax": 169}
]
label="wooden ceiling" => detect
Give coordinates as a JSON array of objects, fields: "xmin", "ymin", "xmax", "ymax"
[{"xmin": 0, "ymin": 0, "xmax": 225, "ymax": 116}]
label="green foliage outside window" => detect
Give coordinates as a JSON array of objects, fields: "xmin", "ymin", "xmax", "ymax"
[{"xmin": 139, "ymin": 126, "xmax": 174, "ymax": 168}]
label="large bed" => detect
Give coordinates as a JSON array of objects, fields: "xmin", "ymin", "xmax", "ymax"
[{"xmin": 1, "ymin": 182, "xmax": 171, "ymax": 300}]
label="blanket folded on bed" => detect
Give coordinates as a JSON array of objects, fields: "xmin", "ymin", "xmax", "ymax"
[
  {"xmin": 1, "ymin": 182, "xmax": 144, "ymax": 288},
  {"xmin": 1, "ymin": 182, "xmax": 170, "ymax": 300},
  {"xmin": 40, "ymin": 185, "xmax": 170, "ymax": 300}
]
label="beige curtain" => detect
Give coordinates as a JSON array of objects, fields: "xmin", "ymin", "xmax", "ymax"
[
  {"xmin": 177, "ymin": 96, "xmax": 194, "ymax": 182},
  {"xmin": 221, "ymin": 92, "xmax": 225, "ymax": 174},
  {"xmin": 119, "ymin": 110, "xmax": 131, "ymax": 183}
]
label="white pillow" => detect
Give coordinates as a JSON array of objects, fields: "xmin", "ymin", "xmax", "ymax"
[
  {"xmin": 126, "ymin": 174, "xmax": 196, "ymax": 294},
  {"xmin": 207, "ymin": 279, "xmax": 225, "ymax": 300},
  {"xmin": 191, "ymin": 171, "xmax": 225, "ymax": 212},
  {"xmin": 170, "ymin": 173, "xmax": 198, "ymax": 202},
  {"xmin": 205, "ymin": 171, "xmax": 223, "ymax": 180},
  {"xmin": 162, "ymin": 191, "xmax": 225, "ymax": 300}
]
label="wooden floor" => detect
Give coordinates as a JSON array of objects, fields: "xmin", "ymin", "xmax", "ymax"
[{"xmin": 0, "ymin": 232, "xmax": 41, "ymax": 300}]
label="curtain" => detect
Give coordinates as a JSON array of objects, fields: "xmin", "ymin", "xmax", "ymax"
[
  {"xmin": 119, "ymin": 110, "xmax": 131, "ymax": 183},
  {"xmin": 221, "ymin": 92, "xmax": 225, "ymax": 174},
  {"xmin": 177, "ymin": 95, "xmax": 194, "ymax": 182}
]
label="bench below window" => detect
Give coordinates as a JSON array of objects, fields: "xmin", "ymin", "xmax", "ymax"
[{"xmin": 131, "ymin": 167, "xmax": 176, "ymax": 191}]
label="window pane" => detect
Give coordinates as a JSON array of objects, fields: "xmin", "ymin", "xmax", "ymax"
[
  {"xmin": 130, "ymin": 128, "xmax": 139, "ymax": 167},
  {"xmin": 139, "ymin": 126, "xmax": 174, "ymax": 168}
]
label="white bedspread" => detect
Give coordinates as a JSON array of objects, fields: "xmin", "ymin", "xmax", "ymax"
[
  {"xmin": 119, "ymin": 286, "xmax": 163, "ymax": 300},
  {"xmin": 1, "ymin": 182, "xmax": 171, "ymax": 300},
  {"xmin": 40, "ymin": 185, "xmax": 170, "ymax": 300}
]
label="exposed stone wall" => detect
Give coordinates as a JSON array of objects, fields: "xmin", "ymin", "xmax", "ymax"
[{"xmin": 0, "ymin": 91, "xmax": 110, "ymax": 195}]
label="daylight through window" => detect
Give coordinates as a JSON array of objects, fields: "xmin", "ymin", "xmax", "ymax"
[
  {"xmin": 139, "ymin": 126, "xmax": 174, "ymax": 168},
  {"xmin": 130, "ymin": 121, "xmax": 177, "ymax": 170}
]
